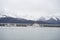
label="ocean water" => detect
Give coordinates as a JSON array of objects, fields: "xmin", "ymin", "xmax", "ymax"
[{"xmin": 0, "ymin": 27, "xmax": 60, "ymax": 40}]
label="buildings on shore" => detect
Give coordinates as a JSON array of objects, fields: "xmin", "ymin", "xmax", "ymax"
[
  {"xmin": 0, "ymin": 23, "xmax": 60, "ymax": 27},
  {"xmin": 0, "ymin": 23, "xmax": 33, "ymax": 27}
]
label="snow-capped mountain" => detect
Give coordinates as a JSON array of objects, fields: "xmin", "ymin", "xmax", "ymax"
[
  {"xmin": 0, "ymin": 16, "xmax": 34, "ymax": 24},
  {"xmin": 0, "ymin": 15, "xmax": 60, "ymax": 24},
  {"xmin": 38, "ymin": 16, "xmax": 60, "ymax": 21},
  {"xmin": 37, "ymin": 16, "xmax": 60, "ymax": 24},
  {"xmin": 0, "ymin": 15, "xmax": 7, "ymax": 18}
]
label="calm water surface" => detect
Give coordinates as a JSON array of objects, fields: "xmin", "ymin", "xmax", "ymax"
[{"xmin": 0, "ymin": 27, "xmax": 60, "ymax": 40}]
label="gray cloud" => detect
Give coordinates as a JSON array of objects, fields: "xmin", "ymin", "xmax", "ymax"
[{"xmin": 0, "ymin": 0, "xmax": 60, "ymax": 20}]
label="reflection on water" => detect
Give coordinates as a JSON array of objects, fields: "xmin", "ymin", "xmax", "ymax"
[{"xmin": 0, "ymin": 27, "xmax": 60, "ymax": 40}]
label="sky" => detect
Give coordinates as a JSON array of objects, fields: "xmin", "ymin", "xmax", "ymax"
[{"xmin": 0, "ymin": 0, "xmax": 60, "ymax": 20}]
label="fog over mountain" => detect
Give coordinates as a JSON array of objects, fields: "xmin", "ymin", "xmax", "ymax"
[
  {"xmin": 0, "ymin": 0, "xmax": 60, "ymax": 20},
  {"xmin": 0, "ymin": 16, "xmax": 60, "ymax": 24},
  {"xmin": 0, "ymin": 16, "xmax": 35, "ymax": 25},
  {"xmin": 39, "ymin": 16, "xmax": 60, "ymax": 21},
  {"xmin": 37, "ymin": 16, "xmax": 60, "ymax": 24}
]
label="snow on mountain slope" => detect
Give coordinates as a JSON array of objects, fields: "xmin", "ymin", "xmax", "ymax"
[
  {"xmin": 39, "ymin": 16, "xmax": 60, "ymax": 21},
  {"xmin": 37, "ymin": 16, "xmax": 60, "ymax": 24}
]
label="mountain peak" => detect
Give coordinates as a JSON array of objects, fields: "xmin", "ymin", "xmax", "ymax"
[
  {"xmin": 38, "ymin": 17, "xmax": 46, "ymax": 21},
  {"xmin": 0, "ymin": 15, "xmax": 10, "ymax": 18},
  {"xmin": 37, "ymin": 16, "xmax": 60, "ymax": 24},
  {"xmin": 39, "ymin": 16, "xmax": 60, "ymax": 21}
]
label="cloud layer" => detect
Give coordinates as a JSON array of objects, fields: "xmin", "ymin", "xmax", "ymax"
[{"xmin": 0, "ymin": 0, "xmax": 60, "ymax": 20}]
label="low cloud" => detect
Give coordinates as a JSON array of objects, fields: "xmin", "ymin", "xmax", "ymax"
[{"xmin": 0, "ymin": 0, "xmax": 60, "ymax": 20}]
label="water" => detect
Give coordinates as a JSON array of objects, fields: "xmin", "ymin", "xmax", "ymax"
[{"xmin": 0, "ymin": 27, "xmax": 60, "ymax": 40}]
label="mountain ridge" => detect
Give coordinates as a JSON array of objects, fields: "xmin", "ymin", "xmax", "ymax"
[
  {"xmin": 0, "ymin": 16, "xmax": 34, "ymax": 25},
  {"xmin": 0, "ymin": 16, "xmax": 60, "ymax": 24},
  {"xmin": 37, "ymin": 16, "xmax": 60, "ymax": 24}
]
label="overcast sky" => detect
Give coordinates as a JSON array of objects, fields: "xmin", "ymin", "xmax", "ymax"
[{"xmin": 0, "ymin": 0, "xmax": 60, "ymax": 20}]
